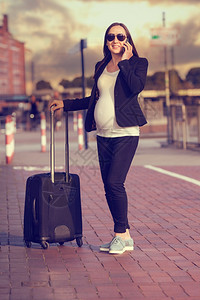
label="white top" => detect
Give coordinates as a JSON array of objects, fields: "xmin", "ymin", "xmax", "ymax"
[{"xmin": 94, "ymin": 68, "xmax": 139, "ymax": 138}]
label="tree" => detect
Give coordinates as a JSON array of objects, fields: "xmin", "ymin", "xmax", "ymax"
[
  {"xmin": 59, "ymin": 76, "xmax": 94, "ymax": 89},
  {"xmin": 36, "ymin": 80, "xmax": 52, "ymax": 90},
  {"xmin": 59, "ymin": 79, "xmax": 71, "ymax": 88},
  {"xmin": 145, "ymin": 70, "xmax": 184, "ymax": 91},
  {"xmin": 71, "ymin": 77, "xmax": 82, "ymax": 87},
  {"xmin": 87, "ymin": 76, "xmax": 94, "ymax": 88},
  {"xmin": 169, "ymin": 69, "xmax": 184, "ymax": 92},
  {"xmin": 145, "ymin": 71, "xmax": 165, "ymax": 90},
  {"xmin": 186, "ymin": 68, "xmax": 200, "ymax": 87}
]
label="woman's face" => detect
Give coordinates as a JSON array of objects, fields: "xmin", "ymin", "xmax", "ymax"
[{"xmin": 106, "ymin": 25, "xmax": 127, "ymax": 55}]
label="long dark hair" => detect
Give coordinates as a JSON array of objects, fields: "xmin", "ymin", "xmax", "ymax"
[{"xmin": 94, "ymin": 22, "xmax": 139, "ymax": 78}]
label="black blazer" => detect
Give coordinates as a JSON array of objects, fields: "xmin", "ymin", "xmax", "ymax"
[{"xmin": 63, "ymin": 56, "xmax": 148, "ymax": 132}]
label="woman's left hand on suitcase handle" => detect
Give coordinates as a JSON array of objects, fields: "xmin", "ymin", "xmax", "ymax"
[{"xmin": 50, "ymin": 100, "xmax": 64, "ymax": 111}]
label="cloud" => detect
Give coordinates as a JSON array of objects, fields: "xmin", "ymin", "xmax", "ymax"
[
  {"xmin": 7, "ymin": 0, "xmax": 93, "ymax": 85},
  {"xmin": 135, "ymin": 14, "xmax": 200, "ymax": 77},
  {"xmin": 8, "ymin": 0, "xmax": 68, "ymax": 15},
  {"xmin": 7, "ymin": 0, "xmax": 74, "ymax": 44},
  {"xmin": 147, "ymin": 0, "xmax": 199, "ymax": 3},
  {"xmin": 30, "ymin": 14, "xmax": 200, "ymax": 86},
  {"xmin": 172, "ymin": 18, "xmax": 200, "ymax": 75},
  {"xmin": 22, "ymin": 16, "xmax": 44, "ymax": 27},
  {"xmin": 34, "ymin": 38, "xmax": 102, "ymax": 87},
  {"xmin": 6, "ymin": 0, "xmax": 200, "ymax": 88},
  {"xmin": 167, "ymin": 18, "xmax": 200, "ymax": 67},
  {"xmin": 31, "ymin": 18, "xmax": 96, "ymax": 86},
  {"xmin": 77, "ymin": 0, "xmax": 199, "ymax": 3},
  {"xmin": 7, "ymin": 0, "xmax": 79, "ymax": 37}
]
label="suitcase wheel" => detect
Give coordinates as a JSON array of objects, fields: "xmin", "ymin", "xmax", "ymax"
[
  {"xmin": 25, "ymin": 241, "xmax": 31, "ymax": 248},
  {"xmin": 41, "ymin": 241, "xmax": 49, "ymax": 249},
  {"xmin": 76, "ymin": 237, "xmax": 83, "ymax": 247}
]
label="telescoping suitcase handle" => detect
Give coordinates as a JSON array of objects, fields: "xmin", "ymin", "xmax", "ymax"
[{"xmin": 50, "ymin": 108, "xmax": 69, "ymax": 183}]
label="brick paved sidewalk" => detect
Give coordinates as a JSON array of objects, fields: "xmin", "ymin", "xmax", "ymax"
[{"xmin": 1, "ymin": 161, "xmax": 200, "ymax": 300}]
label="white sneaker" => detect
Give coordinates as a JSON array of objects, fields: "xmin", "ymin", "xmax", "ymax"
[
  {"xmin": 100, "ymin": 242, "xmax": 110, "ymax": 252},
  {"xmin": 109, "ymin": 236, "xmax": 134, "ymax": 254},
  {"xmin": 100, "ymin": 237, "xmax": 134, "ymax": 254}
]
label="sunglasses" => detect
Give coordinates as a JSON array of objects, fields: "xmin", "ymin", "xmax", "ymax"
[{"xmin": 107, "ymin": 33, "xmax": 126, "ymax": 42}]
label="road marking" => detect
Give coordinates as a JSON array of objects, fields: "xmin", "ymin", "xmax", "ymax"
[
  {"xmin": 13, "ymin": 166, "xmax": 64, "ymax": 172},
  {"xmin": 144, "ymin": 165, "xmax": 200, "ymax": 187}
]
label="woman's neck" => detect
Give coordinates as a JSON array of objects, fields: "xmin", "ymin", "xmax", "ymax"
[
  {"xmin": 110, "ymin": 53, "xmax": 122, "ymax": 67},
  {"xmin": 106, "ymin": 54, "xmax": 122, "ymax": 72}
]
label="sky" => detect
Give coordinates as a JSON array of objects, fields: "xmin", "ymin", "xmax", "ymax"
[{"xmin": 2, "ymin": 0, "xmax": 200, "ymax": 89}]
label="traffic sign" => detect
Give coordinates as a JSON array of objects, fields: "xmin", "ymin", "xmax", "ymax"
[
  {"xmin": 150, "ymin": 28, "xmax": 180, "ymax": 46},
  {"xmin": 68, "ymin": 39, "xmax": 87, "ymax": 54}
]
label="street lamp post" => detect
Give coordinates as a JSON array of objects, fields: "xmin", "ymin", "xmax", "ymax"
[
  {"xmin": 163, "ymin": 12, "xmax": 171, "ymax": 144},
  {"xmin": 80, "ymin": 39, "xmax": 88, "ymax": 150}
]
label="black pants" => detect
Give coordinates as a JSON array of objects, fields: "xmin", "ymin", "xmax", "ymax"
[{"xmin": 97, "ymin": 135, "xmax": 139, "ymax": 233}]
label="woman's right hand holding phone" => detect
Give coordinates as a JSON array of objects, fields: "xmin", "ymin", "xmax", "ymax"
[{"xmin": 122, "ymin": 39, "xmax": 133, "ymax": 61}]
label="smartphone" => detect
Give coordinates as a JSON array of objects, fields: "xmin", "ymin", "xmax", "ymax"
[{"xmin": 123, "ymin": 38, "xmax": 129, "ymax": 53}]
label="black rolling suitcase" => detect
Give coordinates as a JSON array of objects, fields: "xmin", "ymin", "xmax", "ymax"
[{"xmin": 23, "ymin": 109, "xmax": 83, "ymax": 249}]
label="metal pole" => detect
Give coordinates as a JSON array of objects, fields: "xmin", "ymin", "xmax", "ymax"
[
  {"xmin": 65, "ymin": 111, "xmax": 70, "ymax": 182},
  {"xmin": 182, "ymin": 104, "xmax": 187, "ymax": 150},
  {"xmin": 163, "ymin": 12, "xmax": 171, "ymax": 144},
  {"xmin": 197, "ymin": 106, "xmax": 200, "ymax": 144},
  {"xmin": 31, "ymin": 60, "xmax": 35, "ymax": 93},
  {"xmin": 50, "ymin": 109, "xmax": 55, "ymax": 183},
  {"xmin": 171, "ymin": 47, "xmax": 175, "ymax": 68},
  {"xmin": 80, "ymin": 39, "xmax": 88, "ymax": 150}
]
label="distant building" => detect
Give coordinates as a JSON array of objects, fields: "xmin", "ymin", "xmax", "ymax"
[{"xmin": 0, "ymin": 14, "xmax": 26, "ymax": 99}]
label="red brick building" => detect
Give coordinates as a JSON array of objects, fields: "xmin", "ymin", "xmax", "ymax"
[{"xmin": 0, "ymin": 14, "xmax": 26, "ymax": 99}]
